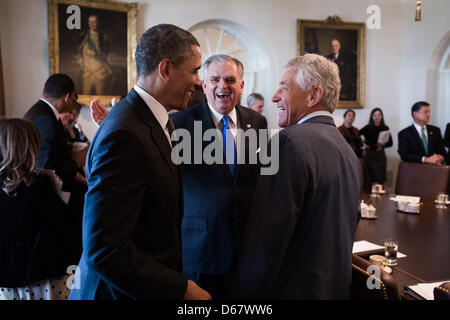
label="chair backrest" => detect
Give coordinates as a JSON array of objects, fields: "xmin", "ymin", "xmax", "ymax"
[
  {"xmin": 395, "ymin": 161, "xmax": 450, "ymax": 201},
  {"xmin": 351, "ymin": 254, "xmax": 401, "ymax": 300}
]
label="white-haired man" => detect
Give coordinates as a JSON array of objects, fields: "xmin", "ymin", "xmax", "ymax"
[{"xmin": 230, "ymin": 54, "xmax": 362, "ymax": 299}]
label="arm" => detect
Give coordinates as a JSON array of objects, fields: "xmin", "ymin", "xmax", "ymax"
[{"xmin": 230, "ymin": 132, "xmax": 307, "ymax": 299}]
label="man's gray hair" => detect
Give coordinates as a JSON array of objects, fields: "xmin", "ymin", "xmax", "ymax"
[
  {"xmin": 203, "ymin": 54, "xmax": 244, "ymax": 80},
  {"xmin": 285, "ymin": 54, "xmax": 341, "ymax": 112},
  {"xmin": 247, "ymin": 93, "xmax": 264, "ymax": 107}
]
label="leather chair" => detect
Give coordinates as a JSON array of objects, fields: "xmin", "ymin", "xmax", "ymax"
[
  {"xmin": 395, "ymin": 161, "xmax": 450, "ymax": 201},
  {"xmin": 351, "ymin": 254, "xmax": 401, "ymax": 300}
]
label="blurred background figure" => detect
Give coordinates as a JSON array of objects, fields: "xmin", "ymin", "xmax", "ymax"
[
  {"xmin": 246, "ymin": 92, "xmax": 265, "ymax": 114},
  {"xmin": 0, "ymin": 118, "xmax": 80, "ymax": 300},
  {"xmin": 360, "ymin": 108, "xmax": 393, "ymax": 186},
  {"xmin": 338, "ymin": 109, "xmax": 362, "ymax": 158},
  {"xmin": 59, "ymin": 100, "xmax": 89, "ymax": 144}
]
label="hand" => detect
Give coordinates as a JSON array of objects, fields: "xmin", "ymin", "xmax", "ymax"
[
  {"xmin": 376, "ymin": 143, "xmax": 384, "ymax": 150},
  {"xmin": 183, "ymin": 280, "xmax": 212, "ymax": 300},
  {"xmin": 424, "ymin": 154, "xmax": 444, "ymax": 165},
  {"xmin": 90, "ymin": 99, "xmax": 109, "ymax": 127},
  {"xmin": 74, "ymin": 172, "xmax": 87, "ymax": 186},
  {"xmin": 72, "ymin": 146, "xmax": 88, "ymax": 169}
]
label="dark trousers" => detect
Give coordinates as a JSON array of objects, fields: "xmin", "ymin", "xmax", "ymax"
[{"xmin": 184, "ymin": 271, "xmax": 231, "ymax": 300}]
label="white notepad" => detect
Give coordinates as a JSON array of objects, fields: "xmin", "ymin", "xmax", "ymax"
[{"xmin": 352, "ymin": 240, "xmax": 407, "ymax": 258}]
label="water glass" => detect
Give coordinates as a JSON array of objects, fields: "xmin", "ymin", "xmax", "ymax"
[{"xmin": 384, "ymin": 239, "xmax": 398, "ymax": 266}]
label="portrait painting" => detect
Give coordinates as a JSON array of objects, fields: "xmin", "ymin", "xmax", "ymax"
[
  {"xmin": 298, "ymin": 16, "xmax": 365, "ymax": 108},
  {"xmin": 48, "ymin": 0, "xmax": 138, "ymax": 106}
]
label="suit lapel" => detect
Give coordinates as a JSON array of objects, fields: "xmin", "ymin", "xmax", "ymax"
[
  {"xmin": 410, "ymin": 125, "xmax": 427, "ymax": 155},
  {"xmin": 234, "ymin": 105, "xmax": 253, "ymax": 184},
  {"xmin": 127, "ymin": 89, "xmax": 180, "ymax": 189}
]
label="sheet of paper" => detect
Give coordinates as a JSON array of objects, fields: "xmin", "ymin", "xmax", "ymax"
[
  {"xmin": 352, "ymin": 240, "xmax": 407, "ymax": 258},
  {"xmin": 377, "ymin": 130, "xmax": 390, "ymax": 145},
  {"xmin": 406, "ymin": 281, "xmax": 449, "ymax": 300},
  {"xmin": 389, "ymin": 195, "xmax": 421, "ymax": 203}
]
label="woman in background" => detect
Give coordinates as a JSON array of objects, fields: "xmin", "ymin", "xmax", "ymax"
[
  {"xmin": 0, "ymin": 118, "xmax": 79, "ymax": 300},
  {"xmin": 338, "ymin": 109, "xmax": 363, "ymax": 158},
  {"xmin": 359, "ymin": 108, "xmax": 393, "ymax": 185}
]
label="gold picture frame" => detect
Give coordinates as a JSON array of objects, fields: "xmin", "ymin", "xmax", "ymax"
[
  {"xmin": 297, "ymin": 16, "xmax": 365, "ymax": 109},
  {"xmin": 48, "ymin": 0, "xmax": 138, "ymax": 106}
]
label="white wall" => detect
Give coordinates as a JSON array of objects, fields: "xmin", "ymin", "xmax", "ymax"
[{"xmin": 1, "ymin": 0, "xmax": 449, "ymax": 187}]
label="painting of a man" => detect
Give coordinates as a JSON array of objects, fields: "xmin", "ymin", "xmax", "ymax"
[
  {"xmin": 77, "ymin": 15, "xmax": 112, "ymax": 95},
  {"xmin": 326, "ymin": 39, "xmax": 356, "ymax": 101}
]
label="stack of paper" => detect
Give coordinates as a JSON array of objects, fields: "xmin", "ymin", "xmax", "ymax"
[
  {"xmin": 405, "ymin": 281, "xmax": 450, "ymax": 300},
  {"xmin": 389, "ymin": 195, "xmax": 421, "ymax": 203},
  {"xmin": 352, "ymin": 240, "xmax": 407, "ymax": 258}
]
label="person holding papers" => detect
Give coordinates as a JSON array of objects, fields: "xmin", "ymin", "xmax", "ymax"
[{"xmin": 360, "ymin": 108, "xmax": 393, "ymax": 185}]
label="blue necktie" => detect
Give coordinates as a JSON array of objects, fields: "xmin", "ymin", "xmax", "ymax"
[{"xmin": 221, "ymin": 115, "xmax": 237, "ymax": 177}]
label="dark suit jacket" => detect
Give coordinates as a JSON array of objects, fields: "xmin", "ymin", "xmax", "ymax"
[
  {"xmin": 0, "ymin": 174, "xmax": 79, "ymax": 287},
  {"xmin": 229, "ymin": 116, "xmax": 362, "ymax": 299},
  {"xmin": 398, "ymin": 124, "xmax": 446, "ymax": 163},
  {"xmin": 69, "ymin": 89, "xmax": 187, "ymax": 300},
  {"xmin": 171, "ymin": 99, "xmax": 267, "ymax": 275},
  {"xmin": 23, "ymin": 100, "xmax": 78, "ymax": 191}
]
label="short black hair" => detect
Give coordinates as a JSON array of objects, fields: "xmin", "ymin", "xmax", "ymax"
[
  {"xmin": 43, "ymin": 74, "xmax": 74, "ymax": 99},
  {"xmin": 411, "ymin": 101, "xmax": 430, "ymax": 117},
  {"xmin": 135, "ymin": 24, "xmax": 200, "ymax": 77},
  {"xmin": 343, "ymin": 109, "xmax": 355, "ymax": 118}
]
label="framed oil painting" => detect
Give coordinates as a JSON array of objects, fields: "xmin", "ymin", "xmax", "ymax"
[
  {"xmin": 298, "ymin": 16, "xmax": 365, "ymax": 109},
  {"xmin": 48, "ymin": 0, "xmax": 138, "ymax": 106}
]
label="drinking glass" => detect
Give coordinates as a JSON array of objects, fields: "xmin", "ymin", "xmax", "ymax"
[
  {"xmin": 384, "ymin": 239, "xmax": 398, "ymax": 266},
  {"xmin": 436, "ymin": 192, "xmax": 448, "ymax": 209}
]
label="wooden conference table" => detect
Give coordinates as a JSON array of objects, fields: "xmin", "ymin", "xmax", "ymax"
[{"xmin": 355, "ymin": 192, "xmax": 450, "ymax": 298}]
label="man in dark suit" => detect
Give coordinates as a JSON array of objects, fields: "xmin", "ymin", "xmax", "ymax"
[
  {"xmin": 398, "ymin": 101, "xmax": 446, "ymax": 165},
  {"xmin": 69, "ymin": 24, "xmax": 211, "ymax": 300},
  {"xmin": 171, "ymin": 54, "xmax": 267, "ymax": 299},
  {"xmin": 327, "ymin": 39, "xmax": 356, "ymax": 101},
  {"xmin": 24, "ymin": 74, "xmax": 86, "ymax": 192},
  {"xmin": 229, "ymin": 54, "xmax": 362, "ymax": 299}
]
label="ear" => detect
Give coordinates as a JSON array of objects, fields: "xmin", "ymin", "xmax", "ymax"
[
  {"xmin": 202, "ymin": 79, "xmax": 207, "ymax": 93},
  {"xmin": 63, "ymin": 92, "xmax": 72, "ymax": 103},
  {"xmin": 240, "ymin": 79, "xmax": 245, "ymax": 90},
  {"xmin": 308, "ymin": 86, "xmax": 324, "ymax": 107},
  {"xmin": 158, "ymin": 58, "xmax": 171, "ymax": 81}
]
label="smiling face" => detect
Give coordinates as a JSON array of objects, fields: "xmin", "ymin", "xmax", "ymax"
[
  {"xmin": 272, "ymin": 67, "xmax": 312, "ymax": 128},
  {"xmin": 168, "ymin": 45, "xmax": 202, "ymax": 111},
  {"xmin": 203, "ymin": 60, "xmax": 244, "ymax": 115}
]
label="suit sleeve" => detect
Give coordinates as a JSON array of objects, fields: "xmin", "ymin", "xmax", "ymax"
[
  {"xmin": 397, "ymin": 130, "xmax": 422, "ymax": 163},
  {"xmin": 229, "ymin": 132, "xmax": 308, "ymax": 299},
  {"xmin": 83, "ymin": 130, "xmax": 187, "ymax": 299},
  {"xmin": 33, "ymin": 115, "xmax": 78, "ymax": 190}
]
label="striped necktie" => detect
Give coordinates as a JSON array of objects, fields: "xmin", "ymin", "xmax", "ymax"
[{"xmin": 420, "ymin": 126, "xmax": 428, "ymax": 155}]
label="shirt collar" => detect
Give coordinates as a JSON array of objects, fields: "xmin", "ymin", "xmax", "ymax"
[
  {"xmin": 413, "ymin": 121, "xmax": 426, "ymax": 132},
  {"xmin": 134, "ymin": 84, "xmax": 169, "ymax": 130},
  {"xmin": 297, "ymin": 110, "xmax": 332, "ymax": 125},
  {"xmin": 40, "ymin": 98, "xmax": 60, "ymax": 121},
  {"xmin": 207, "ymin": 102, "xmax": 238, "ymax": 128}
]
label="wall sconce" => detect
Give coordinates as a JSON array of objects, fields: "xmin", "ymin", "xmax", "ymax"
[{"xmin": 415, "ymin": 0, "xmax": 422, "ymax": 21}]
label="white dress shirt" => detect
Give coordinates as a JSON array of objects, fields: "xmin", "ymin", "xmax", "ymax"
[
  {"xmin": 297, "ymin": 110, "xmax": 332, "ymax": 125},
  {"xmin": 133, "ymin": 84, "xmax": 172, "ymax": 147},
  {"xmin": 207, "ymin": 103, "xmax": 240, "ymax": 159},
  {"xmin": 40, "ymin": 98, "xmax": 60, "ymax": 121}
]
